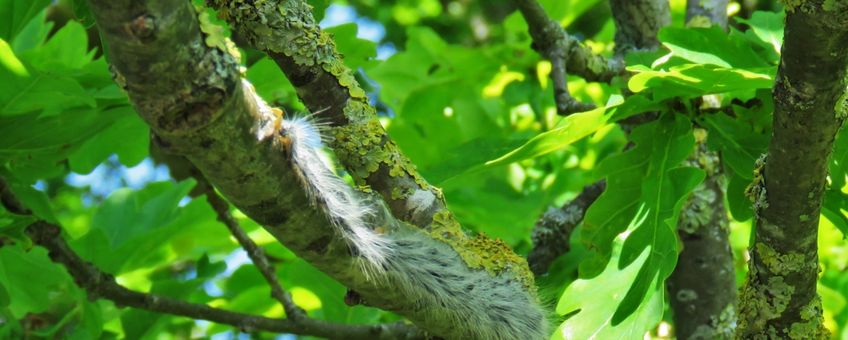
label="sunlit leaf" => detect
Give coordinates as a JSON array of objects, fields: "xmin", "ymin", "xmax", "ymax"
[
  {"xmin": 580, "ymin": 114, "xmax": 704, "ymax": 321},
  {"xmin": 554, "ymin": 234, "xmax": 663, "ymax": 340},
  {"xmin": 658, "ymin": 26, "xmax": 770, "ymax": 69},
  {"xmin": 485, "ymin": 100, "xmax": 616, "ymax": 167}
]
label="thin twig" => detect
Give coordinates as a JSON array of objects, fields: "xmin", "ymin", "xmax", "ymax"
[
  {"xmin": 197, "ymin": 176, "xmax": 306, "ymax": 320},
  {"xmin": 512, "ymin": 0, "xmax": 623, "ymax": 115},
  {"xmin": 527, "ymin": 180, "xmax": 605, "ymax": 275},
  {"xmin": 1, "ymin": 175, "xmax": 425, "ymax": 339},
  {"xmin": 24, "ymin": 221, "xmax": 421, "ymax": 339}
]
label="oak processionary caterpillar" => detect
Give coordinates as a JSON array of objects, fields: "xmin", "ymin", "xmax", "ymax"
[
  {"xmin": 278, "ymin": 114, "xmax": 393, "ymax": 278},
  {"xmin": 246, "ymin": 80, "xmax": 547, "ymax": 339}
]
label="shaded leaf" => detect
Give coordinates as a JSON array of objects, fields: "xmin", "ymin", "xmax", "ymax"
[
  {"xmin": 325, "ymin": 23, "xmax": 377, "ymax": 69},
  {"xmin": 0, "ymin": 245, "xmax": 72, "ymax": 318},
  {"xmin": 580, "ymin": 115, "xmax": 703, "ymax": 322},
  {"xmin": 701, "ymin": 113, "xmax": 769, "ymax": 180},
  {"xmin": 0, "ymin": 0, "xmax": 51, "ymax": 42}
]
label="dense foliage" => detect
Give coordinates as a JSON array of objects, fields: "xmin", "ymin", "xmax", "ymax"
[{"xmin": 1, "ymin": 0, "xmax": 847, "ymax": 338}]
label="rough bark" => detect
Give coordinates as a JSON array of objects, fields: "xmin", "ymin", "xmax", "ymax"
[
  {"xmin": 206, "ymin": 0, "xmax": 446, "ymax": 229},
  {"xmin": 86, "ymin": 0, "xmax": 542, "ymax": 338},
  {"xmin": 687, "ymin": 0, "xmax": 730, "ymax": 28},
  {"xmin": 512, "ymin": 0, "xmax": 624, "ymax": 115},
  {"xmin": 609, "ymin": 0, "xmax": 671, "ymax": 57},
  {"xmin": 736, "ymin": 2, "xmax": 848, "ymax": 338},
  {"xmin": 664, "ymin": 3, "xmax": 737, "ymax": 339},
  {"xmin": 667, "ymin": 139, "xmax": 736, "ymax": 340},
  {"xmin": 528, "ymin": 181, "xmax": 605, "ymax": 275}
]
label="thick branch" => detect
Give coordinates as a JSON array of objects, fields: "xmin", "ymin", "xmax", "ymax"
[
  {"xmin": 206, "ymin": 0, "xmax": 453, "ymax": 228},
  {"xmin": 736, "ymin": 3, "xmax": 848, "ymax": 338},
  {"xmin": 512, "ymin": 0, "xmax": 622, "ymax": 115},
  {"xmin": 87, "ymin": 0, "xmax": 542, "ymax": 338},
  {"xmin": 527, "ymin": 181, "xmax": 604, "ymax": 275},
  {"xmin": 609, "ymin": 0, "xmax": 671, "ymax": 56},
  {"xmin": 666, "ymin": 140, "xmax": 736, "ymax": 340}
]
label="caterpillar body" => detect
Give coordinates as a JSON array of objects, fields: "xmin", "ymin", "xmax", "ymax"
[
  {"xmin": 277, "ymin": 113, "xmax": 392, "ymax": 277},
  {"xmin": 246, "ymin": 80, "xmax": 547, "ymax": 339}
]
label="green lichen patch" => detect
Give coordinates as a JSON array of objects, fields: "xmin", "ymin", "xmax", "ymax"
[
  {"xmin": 679, "ymin": 182, "xmax": 716, "ymax": 234},
  {"xmin": 331, "ymin": 119, "xmax": 389, "ymax": 181},
  {"xmin": 782, "ymin": 0, "xmax": 806, "ymax": 12},
  {"xmin": 331, "ymin": 101, "xmax": 430, "ymax": 188},
  {"xmin": 746, "ymin": 154, "xmax": 769, "ymax": 212},
  {"xmin": 429, "ymin": 211, "xmax": 536, "ymax": 293},
  {"xmin": 737, "ymin": 275, "xmax": 795, "ymax": 337},
  {"xmin": 789, "ymin": 296, "xmax": 829, "ymax": 339},
  {"xmin": 756, "ymin": 242, "xmax": 813, "ymax": 275},
  {"xmin": 823, "ymin": 0, "xmax": 848, "ymax": 12}
]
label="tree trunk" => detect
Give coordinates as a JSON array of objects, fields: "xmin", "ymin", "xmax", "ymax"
[{"xmin": 736, "ymin": 2, "xmax": 848, "ymax": 338}]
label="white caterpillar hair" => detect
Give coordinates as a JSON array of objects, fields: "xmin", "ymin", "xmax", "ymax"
[
  {"xmin": 245, "ymin": 80, "xmax": 547, "ymax": 339},
  {"xmin": 280, "ymin": 115, "xmax": 393, "ymax": 277}
]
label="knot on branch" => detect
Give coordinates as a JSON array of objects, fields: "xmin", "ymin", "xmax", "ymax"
[{"xmin": 128, "ymin": 14, "xmax": 157, "ymax": 41}]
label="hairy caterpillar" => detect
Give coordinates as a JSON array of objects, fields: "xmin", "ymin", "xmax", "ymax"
[
  {"xmin": 274, "ymin": 110, "xmax": 392, "ymax": 278},
  {"xmin": 245, "ymin": 80, "xmax": 547, "ymax": 339}
]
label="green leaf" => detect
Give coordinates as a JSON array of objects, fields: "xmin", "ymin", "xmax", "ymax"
[
  {"xmin": 658, "ymin": 26, "xmax": 770, "ymax": 69},
  {"xmin": 823, "ymin": 190, "xmax": 848, "ymax": 238},
  {"xmin": 20, "ymin": 20, "xmax": 93, "ymax": 71},
  {"xmin": 830, "ymin": 126, "xmax": 848, "ymax": 190},
  {"xmin": 307, "ymin": 0, "xmax": 330, "ymax": 22},
  {"xmin": 485, "ymin": 100, "xmax": 615, "ymax": 167},
  {"xmin": 68, "ymin": 106, "xmax": 149, "ymax": 173},
  {"xmin": 71, "ymin": 181, "xmax": 208, "ymax": 273},
  {"xmin": 196, "ymin": 253, "xmax": 226, "ymax": 279},
  {"xmin": 0, "ymin": 245, "xmax": 72, "ymax": 318},
  {"xmin": 0, "ymin": 108, "xmax": 114, "ymax": 181},
  {"xmin": 0, "ymin": 0, "xmax": 51, "ymax": 42},
  {"xmin": 2, "ymin": 174, "xmax": 56, "ymax": 222},
  {"xmin": 627, "ymin": 64, "xmax": 773, "ymax": 101},
  {"xmin": 93, "ymin": 181, "xmax": 195, "ymax": 249},
  {"xmin": 726, "ymin": 172, "xmax": 754, "ymax": 221},
  {"xmin": 420, "ymin": 137, "xmax": 524, "ymax": 184},
  {"xmin": 735, "ymin": 11, "xmax": 784, "ymax": 55},
  {"xmin": 11, "ymin": 10, "xmax": 52, "ymax": 54},
  {"xmin": 554, "ymin": 237, "xmax": 664, "ymax": 340},
  {"xmin": 580, "ymin": 114, "xmax": 704, "ymax": 322},
  {"xmin": 325, "ymin": 23, "xmax": 377, "ymax": 69},
  {"xmin": 0, "ymin": 19, "xmax": 100, "ymax": 116},
  {"xmin": 701, "ymin": 113, "xmax": 769, "ymax": 180},
  {"xmin": 246, "ymin": 57, "xmax": 299, "ymax": 107}
]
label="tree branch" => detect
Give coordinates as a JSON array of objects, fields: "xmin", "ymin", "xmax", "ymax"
[
  {"xmin": 527, "ymin": 181, "xmax": 604, "ymax": 275},
  {"xmin": 608, "ymin": 0, "xmax": 671, "ymax": 57},
  {"xmin": 511, "ymin": 0, "xmax": 623, "ymax": 115},
  {"xmin": 86, "ymin": 0, "xmax": 543, "ymax": 338},
  {"xmin": 686, "ymin": 0, "xmax": 729, "ymax": 28},
  {"xmin": 197, "ymin": 176, "xmax": 305, "ymax": 320},
  {"xmin": 23, "ymin": 221, "xmax": 422, "ymax": 339},
  {"xmin": 666, "ymin": 138, "xmax": 736, "ymax": 339},
  {"xmin": 0, "ymin": 175, "xmax": 424, "ymax": 339},
  {"xmin": 206, "ymin": 0, "xmax": 453, "ymax": 228},
  {"xmin": 737, "ymin": 2, "xmax": 848, "ymax": 338}
]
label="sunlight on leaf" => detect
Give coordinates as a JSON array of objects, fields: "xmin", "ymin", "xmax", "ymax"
[{"xmin": 485, "ymin": 95, "xmax": 624, "ymax": 167}]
